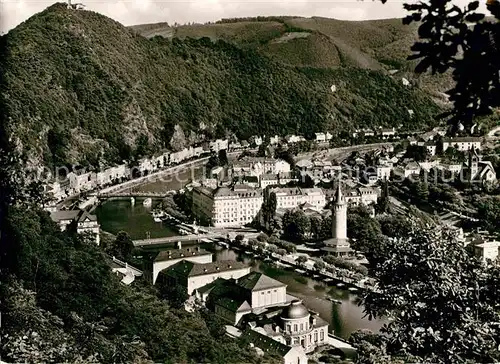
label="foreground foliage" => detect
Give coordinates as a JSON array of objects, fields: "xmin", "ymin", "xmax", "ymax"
[
  {"xmin": 359, "ymin": 224, "xmax": 500, "ymax": 364},
  {"xmin": 0, "ymin": 206, "xmax": 271, "ymax": 363}
]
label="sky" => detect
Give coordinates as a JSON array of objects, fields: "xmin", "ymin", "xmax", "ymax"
[{"xmin": 0, "ymin": 0, "xmax": 482, "ymax": 34}]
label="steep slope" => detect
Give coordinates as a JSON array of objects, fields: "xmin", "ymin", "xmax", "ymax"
[
  {"xmin": 132, "ymin": 16, "xmax": 455, "ymax": 95},
  {"xmin": 1, "ymin": 4, "xmax": 441, "ymax": 168}
]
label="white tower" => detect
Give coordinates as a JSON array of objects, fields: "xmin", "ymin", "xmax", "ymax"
[
  {"xmin": 332, "ymin": 184, "xmax": 347, "ymax": 243},
  {"xmin": 323, "ymin": 183, "xmax": 351, "ymax": 256}
]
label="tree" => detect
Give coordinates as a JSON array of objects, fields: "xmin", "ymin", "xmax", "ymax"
[
  {"xmin": 205, "ymin": 153, "xmax": 220, "ymax": 176},
  {"xmin": 347, "ymin": 207, "xmax": 383, "ymax": 253},
  {"xmin": 155, "ymin": 271, "xmax": 189, "ymax": 309},
  {"xmin": 477, "ymin": 196, "xmax": 500, "ymax": 233},
  {"xmin": 296, "ymin": 255, "xmax": 308, "ymax": 266},
  {"xmin": 256, "ymin": 142, "xmax": 268, "ymax": 157},
  {"xmin": 404, "ymin": 145, "xmax": 428, "ymax": 162},
  {"xmin": 218, "ymin": 149, "xmax": 228, "ymax": 166},
  {"xmin": 313, "ymin": 260, "xmax": 326, "ymax": 271},
  {"xmin": 282, "ymin": 209, "xmax": 311, "ymax": 241},
  {"xmin": 361, "ymin": 225, "xmax": 500, "ymax": 364},
  {"xmin": 135, "ymin": 134, "xmax": 150, "ymax": 159},
  {"xmin": 397, "ymin": 0, "xmax": 500, "ymax": 133},
  {"xmin": 106, "ymin": 231, "xmax": 135, "ymax": 262},
  {"xmin": 257, "ymin": 233, "xmax": 269, "ymax": 242},
  {"xmin": 309, "ymin": 215, "xmax": 322, "ymax": 240}
]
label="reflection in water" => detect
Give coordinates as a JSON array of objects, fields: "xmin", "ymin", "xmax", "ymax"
[
  {"xmin": 95, "ymin": 198, "xmax": 177, "ymax": 240},
  {"xmin": 213, "ymin": 248, "xmax": 384, "ymax": 339}
]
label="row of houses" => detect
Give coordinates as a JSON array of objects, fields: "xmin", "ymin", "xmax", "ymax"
[
  {"xmin": 352, "ymin": 127, "xmax": 398, "ymax": 139},
  {"xmin": 44, "ymin": 141, "xmax": 231, "ymax": 202},
  {"xmin": 410, "ymin": 135, "xmax": 483, "ymax": 156}
]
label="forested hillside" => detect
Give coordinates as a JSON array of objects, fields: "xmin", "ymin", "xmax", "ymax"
[
  {"xmin": 1, "ymin": 3, "xmax": 442, "ymax": 168},
  {"xmin": 0, "ymin": 203, "xmax": 278, "ymax": 363}
]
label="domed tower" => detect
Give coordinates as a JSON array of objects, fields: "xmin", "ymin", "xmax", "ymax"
[
  {"xmin": 322, "ymin": 183, "xmax": 351, "ymax": 256},
  {"xmin": 281, "ymin": 300, "xmax": 312, "ymax": 347}
]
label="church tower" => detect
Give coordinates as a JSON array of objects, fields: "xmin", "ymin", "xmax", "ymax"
[
  {"xmin": 468, "ymin": 147, "xmax": 479, "ymax": 182},
  {"xmin": 323, "ymin": 183, "xmax": 351, "ymax": 256}
]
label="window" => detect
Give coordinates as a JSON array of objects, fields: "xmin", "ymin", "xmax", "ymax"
[
  {"xmin": 314, "ymin": 332, "xmax": 318, "ymax": 342},
  {"xmin": 294, "ymin": 324, "xmax": 298, "ymax": 332},
  {"xmin": 300, "ymin": 323, "xmax": 303, "ymax": 331},
  {"xmin": 320, "ymin": 330, "xmax": 324, "ymax": 341}
]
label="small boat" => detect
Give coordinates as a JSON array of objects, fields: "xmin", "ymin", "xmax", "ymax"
[
  {"xmin": 143, "ymin": 198, "xmax": 152, "ymax": 207},
  {"xmin": 348, "ymin": 287, "xmax": 358, "ymax": 292},
  {"xmin": 326, "ymin": 297, "xmax": 343, "ymax": 304},
  {"xmin": 294, "ymin": 269, "xmax": 307, "ymax": 274},
  {"xmin": 244, "ymin": 251, "xmax": 253, "ymax": 255},
  {"xmin": 324, "ymin": 278, "xmax": 333, "ymax": 283},
  {"xmin": 337, "ymin": 282, "xmax": 345, "ymax": 287}
]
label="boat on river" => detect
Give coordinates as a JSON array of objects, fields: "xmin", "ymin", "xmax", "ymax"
[
  {"xmin": 324, "ymin": 278, "xmax": 333, "ymax": 283},
  {"xmin": 337, "ymin": 282, "xmax": 345, "ymax": 288},
  {"xmin": 294, "ymin": 269, "xmax": 307, "ymax": 274},
  {"xmin": 348, "ymin": 287, "xmax": 358, "ymax": 292},
  {"xmin": 326, "ymin": 297, "xmax": 343, "ymax": 305}
]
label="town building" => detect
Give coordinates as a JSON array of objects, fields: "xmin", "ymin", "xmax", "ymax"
[
  {"xmin": 271, "ymin": 187, "xmax": 326, "ymax": 211},
  {"xmin": 163, "ymin": 260, "xmax": 251, "ymax": 295},
  {"xmin": 192, "ymin": 185, "xmax": 264, "ymax": 227},
  {"xmin": 195, "ymin": 271, "xmax": 330, "ymax": 362},
  {"xmin": 269, "ymin": 135, "xmax": 280, "ymax": 145},
  {"xmin": 380, "ymin": 127, "xmax": 397, "ymax": 139},
  {"xmin": 472, "ymin": 240, "xmax": 500, "ymax": 262},
  {"xmin": 232, "ymin": 158, "xmax": 291, "ymax": 178},
  {"xmin": 107, "ymin": 255, "xmax": 143, "ymax": 285},
  {"xmin": 50, "ymin": 209, "xmax": 100, "ymax": 245},
  {"xmin": 438, "ymin": 162, "xmax": 463, "ymax": 174},
  {"xmin": 241, "ymin": 329, "xmax": 307, "ymax": 364},
  {"xmin": 152, "ymin": 246, "xmax": 213, "ymax": 284},
  {"xmin": 260, "ymin": 173, "xmax": 279, "ymax": 188},
  {"xmin": 424, "ymin": 141, "xmax": 437, "ymax": 156},
  {"xmin": 376, "ymin": 165, "xmax": 392, "ymax": 180},
  {"xmin": 323, "ymin": 184, "xmax": 351, "ymax": 256},
  {"xmin": 442, "ymin": 137, "xmax": 482, "ymax": 152},
  {"xmin": 394, "ymin": 161, "xmax": 421, "ymax": 178},
  {"xmin": 210, "ymin": 139, "xmax": 229, "ymax": 152},
  {"xmin": 285, "ymin": 135, "xmax": 305, "ymax": 144},
  {"xmin": 341, "ymin": 186, "xmax": 379, "ymax": 206}
]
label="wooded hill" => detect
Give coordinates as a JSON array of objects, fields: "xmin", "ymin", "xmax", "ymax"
[{"xmin": 1, "ymin": 3, "xmax": 443, "ymax": 167}]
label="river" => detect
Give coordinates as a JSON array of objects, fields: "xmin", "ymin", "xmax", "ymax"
[{"xmin": 96, "ymin": 196, "xmax": 385, "ymax": 339}]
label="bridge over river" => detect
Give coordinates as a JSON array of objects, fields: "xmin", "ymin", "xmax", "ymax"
[
  {"xmin": 133, "ymin": 231, "xmax": 260, "ymax": 247},
  {"xmin": 94, "ymin": 190, "xmax": 174, "ymax": 199}
]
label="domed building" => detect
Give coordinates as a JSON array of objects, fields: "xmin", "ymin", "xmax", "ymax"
[{"xmin": 280, "ymin": 300, "xmax": 329, "ymax": 352}]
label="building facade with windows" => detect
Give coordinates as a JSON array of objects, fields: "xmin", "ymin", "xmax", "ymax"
[{"xmin": 192, "ymin": 185, "xmax": 263, "ymax": 228}]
